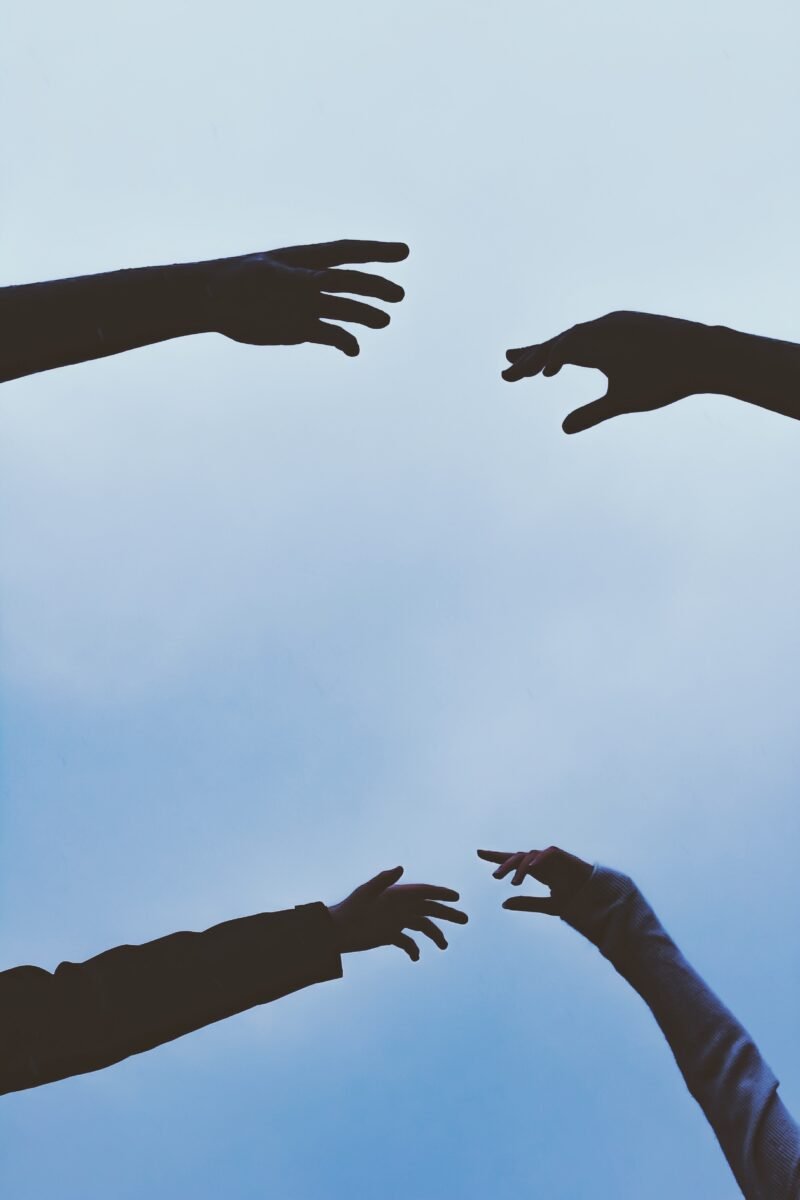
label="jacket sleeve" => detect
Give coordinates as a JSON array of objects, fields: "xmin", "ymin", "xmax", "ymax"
[
  {"xmin": 559, "ymin": 866, "xmax": 800, "ymax": 1200},
  {"xmin": 0, "ymin": 901, "xmax": 343, "ymax": 1095}
]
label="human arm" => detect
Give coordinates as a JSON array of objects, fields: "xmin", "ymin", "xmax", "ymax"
[
  {"xmin": 0, "ymin": 864, "xmax": 465, "ymax": 1095},
  {"xmin": 501, "ymin": 311, "xmax": 800, "ymax": 432},
  {"xmin": 0, "ymin": 239, "xmax": 408, "ymax": 384},
  {"xmin": 479, "ymin": 846, "xmax": 800, "ymax": 1200}
]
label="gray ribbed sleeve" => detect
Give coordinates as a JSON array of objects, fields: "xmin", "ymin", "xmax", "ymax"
[{"xmin": 559, "ymin": 866, "xmax": 800, "ymax": 1200}]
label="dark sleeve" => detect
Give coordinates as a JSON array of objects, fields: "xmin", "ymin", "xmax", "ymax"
[
  {"xmin": 0, "ymin": 902, "xmax": 343, "ymax": 1095},
  {"xmin": 559, "ymin": 867, "xmax": 800, "ymax": 1200}
]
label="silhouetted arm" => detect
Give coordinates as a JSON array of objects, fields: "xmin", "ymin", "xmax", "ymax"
[
  {"xmin": 1, "ymin": 864, "xmax": 466, "ymax": 1095},
  {"xmin": 502, "ymin": 312, "xmax": 800, "ymax": 432},
  {"xmin": 0, "ymin": 239, "xmax": 408, "ymax": 384},
  {"xmin": 560, "ymin": 867, "xmax": 800, "ymax": 1200},
  {"xmin": 0, "ymin": 903, "xmax": 343, "ymax": 1095},
  {"xmin": 480, "ymin": 848, "xmax": 800, "ymax": 1199}
]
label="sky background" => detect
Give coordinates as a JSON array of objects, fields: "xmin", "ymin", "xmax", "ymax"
[{"xmin": 2, "ymin": 1, "xmax": 800, "ymax": 1196}]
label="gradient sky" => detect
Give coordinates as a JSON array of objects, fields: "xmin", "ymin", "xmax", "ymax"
[{"xmin": 2, "ymin": 2, "xmax": 800, "ymax": 1197}]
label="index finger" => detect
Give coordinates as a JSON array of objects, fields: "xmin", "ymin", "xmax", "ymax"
[
  {"xmin": 477, "ymin": 849, "xmax": 516, "ymax": 864},
  {"xmin": 502, "ymin": 339, "xmax": 559, "ymax": 382},
  {"xmin": 278, "ymin": 240, "xmax": 410, "ymax": 268}
]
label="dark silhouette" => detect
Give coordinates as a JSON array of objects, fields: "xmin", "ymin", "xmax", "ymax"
[
  {"xmin": 478, "ymin": 846, "xmax": 800, "ymax": 1199},
  {"xmin": 502, "ymin": 311, "xmax": 800, "ymax": 433},
  {"xmin": 0, "ymin": 865, "xmax": 466, "ymax": 1095},
  {"xmin": 0, "ymin": 239, "xmax": 409, "ymax": 384}
]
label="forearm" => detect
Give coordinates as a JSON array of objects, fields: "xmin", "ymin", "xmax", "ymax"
[
  {"xmin": 0, "ymin": 262, "xmax": 215, "ymax": 383},
  {"xmin": 701, "ymin": 325, "xmax": 800, "ymax": 421},
  {"xmin": 0, "ymin": 902, "xmax": 342, "ymax": 1094},
  {"xmin": 561, "ymin": 868, "xmax": 800, "ymax": 1199}
]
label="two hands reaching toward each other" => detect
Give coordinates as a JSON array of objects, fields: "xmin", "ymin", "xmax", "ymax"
[
  {"xmin": 7, "ymin": 845, "xmax": 798, "ymax": 1200},
  {"xmin": 7, "ymin": 245, "xmax": 800, "ymax": 430},
  {"xmin": 326, "ymin": 846, "xmax": 591, "ymax": 967}
]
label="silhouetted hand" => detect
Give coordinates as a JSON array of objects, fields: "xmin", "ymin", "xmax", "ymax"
[
  {"xmin": 477, "ymin": 846, "xmax": 592, "ymax": 914},
  {"xmin": 328, "ymin": 866, "xmax": 468, "ymax": 961},
  {"xmin": 502, "ymin": 311, "xmax": 718, "ymax": 433},
  {"xmin": 206, "ymin": 239, "xmax": 409, "ymax": 356}
]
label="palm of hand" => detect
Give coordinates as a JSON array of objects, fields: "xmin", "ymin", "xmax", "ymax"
[{"xmin": 213, "ymin": 254, "xmax": 323, "ymax": 347}]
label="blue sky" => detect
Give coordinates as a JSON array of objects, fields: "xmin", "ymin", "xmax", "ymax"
[{"xmin": 2, "ymin": 2, "xmax": 800, "ymax": 1196}]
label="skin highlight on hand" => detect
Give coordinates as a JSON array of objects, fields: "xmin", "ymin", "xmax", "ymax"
[{"xmin": 328, "ymin": 865, "xmax": 468, "ymax": 961}]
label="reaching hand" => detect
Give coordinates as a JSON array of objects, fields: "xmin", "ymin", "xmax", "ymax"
[
  {"xmin": 206, "ymin": 239, "xmax": 409, "ymax": 356},
  {"xmin": 477, "ymin": 846, "xmax": 592, "ymax": 914},
  {"xmin": 328, "ymin": 866, "xmax": 468, "ymax": 961},
  {"xmin": 502, "ymin": 311, "xmax": 718, "ymax": 433}
]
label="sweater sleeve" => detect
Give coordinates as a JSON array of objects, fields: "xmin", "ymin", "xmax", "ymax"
[
  {"xmin": 559, "ymin": 866, "xmax": 800, "ymax": 1200},
  {"xmin": 0, "ymin": 901, "xmax": 343, "ymax": 1096}
]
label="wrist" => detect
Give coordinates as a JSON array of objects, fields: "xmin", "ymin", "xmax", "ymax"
[
  {"xmin": 175, "ymin": 260, "xmax": 219, "ymax": 336},
  {"xmin": 684, "ymin": 321, "xmax": 739, "ymax": 396}
]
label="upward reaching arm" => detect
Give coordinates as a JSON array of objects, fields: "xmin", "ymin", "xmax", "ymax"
[
  {"xmin": 480, "ymin": 846, "xmax": 800, "ymax": 1200},
  {"xmin": 502, "ymin": 311, "xmax": 800, "ymax": 432},
  {"xmin": 1, "ymin": 863, "xmax": 466, "ymax": 1095},
  {"xmin": 0, "ymin": 239, "xmax": 408, "ymax": 384}
]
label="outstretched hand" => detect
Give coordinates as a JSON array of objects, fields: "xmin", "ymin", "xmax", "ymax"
[
  {"xmin": 206, "ymin": 239, "xmax": 409, "ymax": 356},
  {"xmin": 502, "ymin": 311, "xmax": 717, "ymax": 433},
  {"xmin": 477, "ymin": 847, "xmax": 592, "ymax": 914},
  {"xmin": 328, "ymin": 866, "xmax": 468, "ymax": 961}
]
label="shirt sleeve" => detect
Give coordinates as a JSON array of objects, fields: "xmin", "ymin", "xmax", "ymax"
[
  {"xmin": 0, "ymin": 901, "xmax": 343, "ymax": 1096},
  {"xmin": 559, "ymin": 866, "xmax": 800, "ymax": 1200}
]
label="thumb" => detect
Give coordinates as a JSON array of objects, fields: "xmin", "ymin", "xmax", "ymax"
[
  {"xmin": 356, "ymin": 865, "xmax": 404, "ymax": 900},
  {"xmin": 502, "ymin": 896, "xmax": 560, "ymax": 915},
  {"xmin": 562, "ymin": 390, "xmax": 629, "ymax": 434}
]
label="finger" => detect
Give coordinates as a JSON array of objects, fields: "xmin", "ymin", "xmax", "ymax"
[
  {"xmin": 318, "ymin": 296, "xmax": 390, "ymax": 329},
  {"xmin": 477, "ymin": 849, "xmax": 516, "ymax": 864},
  {"xmin": 505, "ymin": 347, "xmax": 530, "ymax": 362},
  {"xmin": 502, "ymin": 342, "xmax": 554, "ymax": 382},
  {"xmin": 391, "ymin": 884, "xmax": 461, "ymax": 902},
  {"xmin": 392, "ymin": 932, "xmax": 420, "ymax": 961},
  {"xmin": 502, "ymin": 896, "xmax": 560, "ymax": 915},
  {"xmin": 319, "ymin": 269, "xmax": 405, "ymax": 303},
  {"xmin": 512, "ymin": 849, "xmax": 543, "ymax": 887},
  {"xmin": 278, "ymin": 240, "xmax": 410, "ymax": 268},
  {"xmin": 308, "ymin": 320, "xmax": 360, "ymax": 357},
  {"xmin": 407, "ymin": 917, "xmax": 448, "ymax": 950},
  {"xmin": 421, "ymin": 901, "xmax": 469, "ymax": 925},
  {"xmin": 355, "ymin": 866, "xmax": 404, "ymax": 900},
  {"xmin": 492, "ymin": 852, "xmax": 525, "ymax": 880},
  {"xmin": 562, "ymin": 391, "xmax": 627, "ymax": 434}
]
